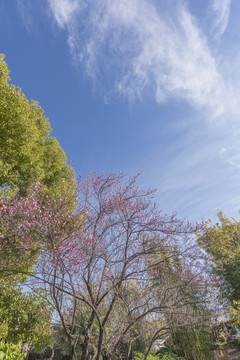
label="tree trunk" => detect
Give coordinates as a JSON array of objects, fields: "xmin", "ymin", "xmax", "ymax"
[
  {"xmin": 67, "ymin": 336, "xmax": 76, "ymax": 360},
  {"xmin": 95, "ymin": 327, "xmax": 104, "ymax": 360},
  {"xmin": 81, "ymin": 311, "xmax": 96, "ymax": 360},
  {"xmin": 101, "ymin": 349, "xmax": 109, "ymax": 360},
  {"xmin": 50, "ymin": 347, "xmax": 54, "ymax": 360}
]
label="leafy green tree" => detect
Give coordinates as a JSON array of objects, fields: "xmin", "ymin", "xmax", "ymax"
[
  {"xmin": 0, "ymin": 286, "xmax": 53, "ymax": 353},
  {"xmin": 229, "ymin": 300, "xmax": 240, "ymax": 328},
  {"xmin": 170, "ymin": 325, "xmax": 213, "ymax": 360},
  {"xmin": 0, "ymin": 53, "xmax": 76, "ymax": 282},
  {"xmin": 149, "ymin": 246, "xmax": 213, "ymax": 360},
  {"xmin": 0, "ymin": 54, "xmax": 75, "ymax": 354},
  {"xmin": 0, "ymin": 341, "xmax": 26, "ymax": 360},
  {"xmin": 0, "ymin": 54, "xmax": 75, "ymax": 198},
  {"xmin": 198, "ymin": 212, "xmax": 240, "ymax": 308}
]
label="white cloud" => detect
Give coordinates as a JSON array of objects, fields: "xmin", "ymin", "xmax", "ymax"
[
  {"xmin": 210, "ymin": 0, "xmax": 232, "ymax": 39},
  {"xmin": 47, "ymin": 0, "xmax": 231, "ymax": 117},
  {"xmin": 17, "ymin": 0, "xmax": 33, "ymax": 31},
  {"xmin": 48, "ymin": 0, "xmax": 80, "ymax": 29},
  {"xmin": 15, "ymin": 0, "xmax": 240, "ymax": 221}
]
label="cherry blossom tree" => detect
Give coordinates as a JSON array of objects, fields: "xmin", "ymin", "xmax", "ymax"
[{"xmin": 0, "ymin": 172, "xmax": 211, "ymax": 360}]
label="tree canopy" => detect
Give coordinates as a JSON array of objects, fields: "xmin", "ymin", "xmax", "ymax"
[
  {"xmin": 0, "ymin": 54, "xmax": 77, "ymax": 283},
  {"xmin": 0, "ymin": 54, "xmax": 75, "ymax": 198},
  {"xmin": 198, "ymin": 212, "xmax": 240, "ymax": 304},
  {"xmin": 0, "ymin": 54, "xmax": 76, "ymax": 355},
  {"xmin": 0, "ymin": 286, "xmax": 53, "ymax": 353}
]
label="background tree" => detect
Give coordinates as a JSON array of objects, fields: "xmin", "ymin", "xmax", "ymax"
[
  {"xmin": 0, "ymin": 286, "xmax": 53, "ymax": 353},
  {"xmin": 198, "ymin": 211, "xmax": 240, "ymax": 324},
  {"xmin": 169, "ymin": 325, "xmax": 213, "ymax": 360},
  {"xmin": 145, "ymin": 244, "xmax": 214, "ymax": 360}
]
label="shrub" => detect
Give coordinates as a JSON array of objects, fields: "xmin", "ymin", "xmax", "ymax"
[
  {"xmin": 0, "ymin": 341, "xmax": 26, "ymax": 360},
  {"xmin": 134, "ymin": 349, "xmax": 185, "ymax": 360}
]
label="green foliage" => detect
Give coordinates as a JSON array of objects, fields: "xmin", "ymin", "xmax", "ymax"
[
  {"xmin": 0, "ymin": 52, "xmax": 77, "ymax": 287},
  {"xmin": 0, "ymin": 54, "xmax": 76, "ymax": 352},
  {"xmin": 157, "ymin": 347, "xmax": 186, "ymax": 360},
  {"xmin": 150, "ymin": 250, "xmax": 212, "ymax": 360},
  {"xmin": 229, "ymin": 300, "xmax": 240, "ymax": 328},
  {"xmin": 0, "ymin": 53, "xmax": 76, "ymax": 277},
  {"xmin": 0, "ymin": 54, "xmax": 75, "ymax": 199},
  {"xmin": 134, "ymin": 349, "xmax": 185, "ymax": 360},
  {"xmin": 134, "ymin": 352, "xmax": 160, "ymax": 360},
  {"xmin": 170, "ymin": 325, "xmax": 213, "ymax": 360},
  {"xmin": 0, "ymin": 286, "xmax": 53, "ymax": 352},
  {"xmin": 0, "ymin": 341, "xmax": 26, "ymax": 360},
  {"xmin": 198, "ymin": 212, "xmax": 240, "ymax": 304}
]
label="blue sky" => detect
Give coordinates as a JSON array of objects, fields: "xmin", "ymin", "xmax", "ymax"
[{"xmin": 1, "ymin": 0, "xmax": 240, "ymax": 221}]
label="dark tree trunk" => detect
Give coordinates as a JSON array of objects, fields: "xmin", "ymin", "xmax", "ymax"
[
  {"xmin": 67, "ymin": 335, "xmax": 76, "ymax": 360},
  {"xmin": 81, "ymin": 311, "xmax": 96, "ymax": 360},
  {"xmin": 101, "ymin": 349, "xmax": 109, "ymax": 360},
  {"xmin": 95, "ymin": 327, "xmax": 104, "ymax": 360}
]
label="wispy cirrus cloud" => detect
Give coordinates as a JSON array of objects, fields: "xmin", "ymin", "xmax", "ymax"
[
  {"xmin": 48, "ymin": 0, "xmax": 80, "ymax": 29},
  {"xmin": 210, "ymin": 0, "xmax": 231, "ymax": 39},
  {"xmin": 46, "ymin": 0, "xmax": 232, "ymax": 117},
  {"xmin": 15, "ymin": 0, "xmax": 240, "ymax": 220},
  {"xmin": 17, "ymin": 0, "xmax": 33, "ymax": 31}
]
